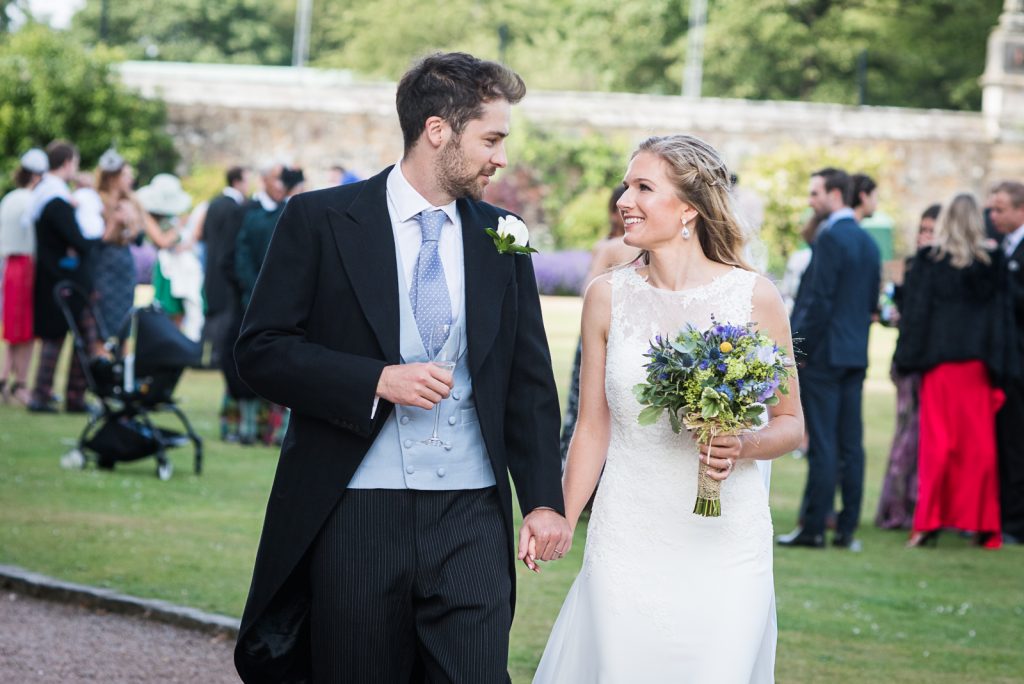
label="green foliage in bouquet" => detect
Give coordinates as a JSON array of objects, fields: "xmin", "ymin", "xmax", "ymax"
[{"xmin": 633, "ymin": 318, "xmax": 794, "ymax": 516}]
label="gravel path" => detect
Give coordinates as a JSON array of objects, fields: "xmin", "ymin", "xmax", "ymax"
[{"xmin": 0, "ymin": 591, "xmax": 240, "ymax": 683}]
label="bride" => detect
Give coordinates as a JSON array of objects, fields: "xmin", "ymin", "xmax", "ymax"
[{"xmin": 534, "ymin": 135, "xmax": 803, "ymax": 683}]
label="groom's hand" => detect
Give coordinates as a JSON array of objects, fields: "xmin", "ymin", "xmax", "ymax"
[
  {"xmin": 518, "ymin": 509, "xmax": 573, "ymax": 572},
  {"xmin": 376, "ymin": 363, "xmax": 454, "ymax": 410}
]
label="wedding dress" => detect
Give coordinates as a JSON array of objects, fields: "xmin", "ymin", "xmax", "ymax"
[{"xmin": 534, "ymin": 266, "xmax": 777, "ymax": 683}]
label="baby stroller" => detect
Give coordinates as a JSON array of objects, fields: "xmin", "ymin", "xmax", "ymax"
[{"xmin": 54, "ymin": 281, "xmax": 203, "ymax": 480}]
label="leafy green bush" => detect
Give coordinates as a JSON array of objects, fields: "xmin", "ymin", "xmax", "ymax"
[
  {"xmin": 507, "ymin": 123, "xmax": 628, "ymax": 249},
  {"xmin": 0, "ymin": 24, "xmax": 177, "ymax": 192},
  {"xmin": 739, "ymin": 144, "xmax": 891, "ymax": 274}
]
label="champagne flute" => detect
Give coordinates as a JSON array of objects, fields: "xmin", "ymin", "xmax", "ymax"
[{"xmin": 421, "ymin": 324, "xmax": 460, "ymax": 448}]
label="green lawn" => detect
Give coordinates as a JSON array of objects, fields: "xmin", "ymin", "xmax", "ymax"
[{"xmin": 1, "ymin": 297, "xmax": 1021, "ymax": 682}]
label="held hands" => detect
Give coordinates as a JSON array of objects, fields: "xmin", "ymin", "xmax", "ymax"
[
  {"xmin": 695, "ymin": 433, "xmax": 744, "ymax": 482},
  {"xmin": 376, "ymin": 363, "xmax": 454, "ymax": 410},
  {"xmin": 518, "ymin": 508, "xmax": 573, "ymax": 573}
]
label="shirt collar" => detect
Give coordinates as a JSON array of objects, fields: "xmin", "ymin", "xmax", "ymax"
[
  {"xmin": 253, "ymin": 191, "xmax": 278, "ymax": 212},
  {"xmin": 1005, "ymin": 223, "xmax": 1024, "ymax": 256},
  {"xmin": 386, "ymin": 162, "xmax": 458, "ymax": 226},
  {"xmin": 223, "ymin": 187, "xmax": 244, "ymax": 205},
  {"xmin": 825, "ymin": 207, "xmax": 856, "ymax": 229}
]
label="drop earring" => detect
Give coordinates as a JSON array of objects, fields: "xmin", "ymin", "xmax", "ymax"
[{"xmin": 681, "ymin": 217, "xmax": 691, "ymax": 240}]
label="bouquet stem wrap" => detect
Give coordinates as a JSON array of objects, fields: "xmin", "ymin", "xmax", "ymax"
[
  {"xmin": 691, "ymin": 424, "xmax": 729, "ymax": 517},
  {"xmin": 694, "ymin": 459, "xmax": 722, "ymax": 517}
]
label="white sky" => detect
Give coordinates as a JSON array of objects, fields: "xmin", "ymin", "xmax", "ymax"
[{"xmin": 24, "ymin": 0, "xmax": 85, "ymax": 29}]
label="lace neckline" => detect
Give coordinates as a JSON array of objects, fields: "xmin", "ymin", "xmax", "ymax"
[{"xmin": 628, "ymin": 265, "xmax": 741, "ymax": 296}]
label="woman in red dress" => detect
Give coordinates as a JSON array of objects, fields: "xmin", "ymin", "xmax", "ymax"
[
  {"xmin": 893, "ymin": 192, "xmax": 1017, "ymax": 549},
  {"xmin": 0, "ymin": 151, "xmax": 46, "ymax": 405}
]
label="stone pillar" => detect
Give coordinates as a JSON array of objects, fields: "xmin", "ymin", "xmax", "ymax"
[
  {"xmin": 983, "ymin": 1, "xmax": 1024, "ymax": 138},
  {"xmin": 982, "ymin": 1, "xmax": 1024, "ymax": 182}
]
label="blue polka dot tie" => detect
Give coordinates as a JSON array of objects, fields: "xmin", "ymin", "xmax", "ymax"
[{"xmin": 410, "ymin": 209, "xmax": 452, "ymax": 358}]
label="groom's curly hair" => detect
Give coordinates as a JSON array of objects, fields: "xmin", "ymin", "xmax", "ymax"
[{"xmin": 396, "ymin": 52, "xmax": 526, "ymax": 153}]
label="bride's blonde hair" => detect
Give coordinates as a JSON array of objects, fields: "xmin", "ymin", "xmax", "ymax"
[{"xmin": 632, "ymin": 135, "xmax": 752, "ymax": 271}]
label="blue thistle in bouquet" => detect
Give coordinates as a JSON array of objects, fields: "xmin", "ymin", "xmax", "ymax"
[{"xmin": 633, "ymin": 318, "xmax": 793, "ymax": 517}]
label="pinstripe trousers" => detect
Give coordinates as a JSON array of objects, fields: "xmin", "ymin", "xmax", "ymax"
[{"xmin": 309, "ymin": 488, "xmax": 511, "ymax": 683}]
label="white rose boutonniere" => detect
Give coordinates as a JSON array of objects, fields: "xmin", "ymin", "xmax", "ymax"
[{"xmin": 485, "ymin": 215, "xmax": 537, "ymax": 255}]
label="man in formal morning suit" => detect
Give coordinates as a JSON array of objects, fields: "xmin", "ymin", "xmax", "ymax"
[
  {"xmin": 989, "ymin": 181, "xmax": 1024, "ymax": 545},
  {"xmin": 781, "ymin": 167, "xmax": 880, "ymax": 549},
  {"xmin": 201, "ymin": 165, "xmax": 250, "ymax": 369},
  {"xmin": 232, "ymin": 52, "xmax": 573, "ymax": 683}
]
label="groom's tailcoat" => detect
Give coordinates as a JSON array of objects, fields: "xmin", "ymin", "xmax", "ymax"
[{"xmin": 232, "ymin": 167, "xmax": 564, "ymax": 682}]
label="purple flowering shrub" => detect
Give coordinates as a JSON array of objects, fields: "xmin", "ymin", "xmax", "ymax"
[{"xmin": 532, "ymin": 250, "xmax": 592, "ymax": 296}]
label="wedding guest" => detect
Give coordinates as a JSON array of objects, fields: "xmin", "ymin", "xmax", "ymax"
[
  {"xmin": 234, "ymin": 166, "xmax": 303, "ymax": 445},
  {"xmin": 0, "ymin": 149, "xmax": 47, "ymax": 405},
  {"xmin": 326, "ymin": 164, "xmax": 361, "ymax": 186},
  {"xmin": 92, "ymin": 150, "xmax": 146, "ymax": 338},
  {"xmin": 782, "ymin": 167, "xmax": 880, "ymax": 549},
  {"xmin": 28, "ymin": 140, "xmax": 98, "ymax": 413},
  {"xmin": 220, "ymin": 164, "xmax": 284, "ymax": 445},
  {"xmin": 989, "ymin": 180, "xmax": 1024, "ymax": 544},
  {"xmin": 894, "ymin": 193, "xmax": 1015, "ymax": 548},
  {"xmin": 875, "ymin": 204, "xmax": 939, "ymax": 530},
  {"xmin": 851, "ymin": 173, "xmax": 878, "ymax": 223},
  {"xmin": 201, "ymin": 165, "xmax": 250, "ymax": 369},
  {"xmin": 559, "ymin": 185, "xmax": 639, "ymax": 463},
  {"xmin": 72, "ymin": 169, "xmax": 106, "ymax": 241},
  {"xmin": 199, "ymin": 166, "xmax": 250, "ymax": 441},
  {"xmin": 137, "ymin": 174, "xmax": 204, "ymax": 341}
]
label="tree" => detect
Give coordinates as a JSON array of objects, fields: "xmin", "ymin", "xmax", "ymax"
[
  {"xmin": 0, "ymin": 24, "xmax": 177, "ymax": 190},
  {"xmin": 69, "ymin": 0, "xmax": 294, "ymax": 65},
  {"xmin": 701, "ymin": 0, "xmax": 1002, "ymax": 110},
  {"xmin": 311, "ymin": 0, "xmax": 688, "ymax": 94},
  {"xmin": 1, "ymin": 0, "xmax": 28, "ymax": 33},
  {"xmin": 60, "ymin": 0, "xmax": 1005, "ymax": 110}
]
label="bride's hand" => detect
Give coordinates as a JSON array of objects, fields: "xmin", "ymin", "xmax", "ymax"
[{"xmin": 696, "ymin": 433, "xmax": 744, "ymax": 481}]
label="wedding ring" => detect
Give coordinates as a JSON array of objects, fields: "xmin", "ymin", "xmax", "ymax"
[{"xmin": 726, "ymin": 458, "xmax": 734, "ymax": 470}]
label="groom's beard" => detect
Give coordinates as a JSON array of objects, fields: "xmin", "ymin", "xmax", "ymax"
[{"xmin": 436, "ymin": 137, "xmax": 495, "ymax": 201}]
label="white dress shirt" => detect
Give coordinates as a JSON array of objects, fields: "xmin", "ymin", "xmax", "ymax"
[
  {"xmin": 370, "ymin": 164, "xmax": 465, "ymax": 418},
  {"xmin": 1004, "ymin": 223, "xmax": 1024, "ymax": 258},
  {"xmin": 223, "ymin": 186, "xmax": 245, "ymax": 205},
  {"xmin": 385, "ymin": 163, "xmax": 464, "ymax": 328}
]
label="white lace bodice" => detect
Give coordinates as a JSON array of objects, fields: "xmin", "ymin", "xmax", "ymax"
[
  {"xmin": 586, "ymin": 266, "xmax": 773, "ymax": 597},
  {"xmin": 605, "ymin": 266, "xmax": 759, "ymax": 443}
]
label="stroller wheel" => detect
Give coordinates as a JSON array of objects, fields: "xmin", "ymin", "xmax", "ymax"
[
  {"xmin": 156, "ymin": 460, "xmax": 174, "ymax": 481},
  {"xmin": 60, "ymin": 449, "xmax": 86, "ymax": 470}
]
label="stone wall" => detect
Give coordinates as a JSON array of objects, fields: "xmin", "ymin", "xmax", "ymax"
[{"xmin": 117, "ymin": 61, "xmax": 1024, "ymax": 244}]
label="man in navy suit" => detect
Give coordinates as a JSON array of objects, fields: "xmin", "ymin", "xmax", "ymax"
[{"xmin": 780, "ymin": 167, "xmax": 880, "ymax": 549}]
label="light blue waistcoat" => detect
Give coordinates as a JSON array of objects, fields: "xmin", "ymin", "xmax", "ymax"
[{"xmin": 347, "ymin": 248, "xmax": 496, "ymax": 490}]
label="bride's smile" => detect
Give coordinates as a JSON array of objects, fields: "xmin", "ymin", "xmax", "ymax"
[{"xmin": 618, "ymin": 151, "xmax": 697, "ymax": 250}]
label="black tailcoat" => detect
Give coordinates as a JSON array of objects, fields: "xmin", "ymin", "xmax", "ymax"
[{"xmin": 232, "ymin": 167, "xmax": 564, "ymax": 682}]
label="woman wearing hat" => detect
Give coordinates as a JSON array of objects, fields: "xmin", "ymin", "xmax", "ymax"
[
  {"xmin": 0, "ymin": 149, "xmax": 47, "ymax": 405},
  {"xmin": 137, "ymin": 173, "xmax": 204, "ymax": 341}
]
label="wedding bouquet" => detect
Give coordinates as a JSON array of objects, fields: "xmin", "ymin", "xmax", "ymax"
[{"xmin": 633, "ymin": 319, "xmax": 793, "ymax": 517}]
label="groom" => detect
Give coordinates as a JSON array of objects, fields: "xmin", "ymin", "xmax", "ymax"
[{"xmin": 233, "ymin": 52, "xmax": 572, "ymax": 683}]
